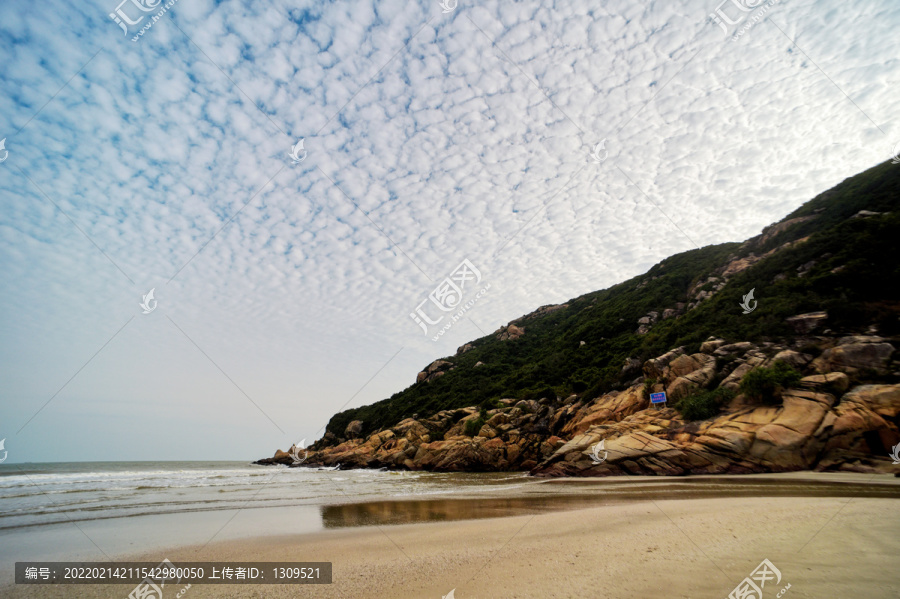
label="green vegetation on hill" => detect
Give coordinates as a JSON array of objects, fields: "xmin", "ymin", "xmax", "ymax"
[
  {"xmin": 324, "ymin": 161, "xmax": 900, "ymax": 439},
  {"xmin": 740, "ymin": 361, "xmax": 803, "ymax": 405},
  {"xmin": 675, "ymin": 387, "xmax": 736, "ymax": 421}
]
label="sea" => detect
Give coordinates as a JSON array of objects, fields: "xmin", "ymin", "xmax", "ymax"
[
  {"xmin": 2, "ymin": 461, "xmax": 898, "ymax": 589},
  {"xmin": 0, "ymin": 461, "xmax": 533, "ymax": 531},
  {"xmin": 0, "ymin": 461, "xmax": 534, "ymax": 584}
]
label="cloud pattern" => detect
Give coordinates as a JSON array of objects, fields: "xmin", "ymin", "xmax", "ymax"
[{"xmin": 0, "ymin": 0, "xmax": 898, "ymax": 461}]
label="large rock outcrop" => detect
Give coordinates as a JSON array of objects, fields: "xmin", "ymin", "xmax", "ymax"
[
  {"xmin": 534, "ymin": 382, "xmax": 898, "ymax": 477},
  {"xmin": 810, "ymin": 336, "xmax": 894, "ymax": 375},
  {"xmin": 256, "ymin": 335, "xmax": 900, "ymax": 476}
]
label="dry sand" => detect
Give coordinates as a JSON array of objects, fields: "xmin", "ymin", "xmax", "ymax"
[{"xmin": 7, "ymin": 485, "xmax": 899, "ymax": 598}]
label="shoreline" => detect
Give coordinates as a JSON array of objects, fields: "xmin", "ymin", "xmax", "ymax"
[
  {"xmin": 4, "ymin": 472, "xmax": 899, "ymax": 598},
  {"xmin": 3, "ymin": 470, "xmax": 897, "ymax": 534}
]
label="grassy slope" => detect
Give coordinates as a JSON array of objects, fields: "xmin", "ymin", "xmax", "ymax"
[{"xmin": 325, "ymin": 161, "xmax": 900, "ymax": 438}]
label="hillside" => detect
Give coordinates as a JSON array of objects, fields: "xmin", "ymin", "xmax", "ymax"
[{"xmin": 257, "ymin": 160, "xmax": 900, "ymax": 475}]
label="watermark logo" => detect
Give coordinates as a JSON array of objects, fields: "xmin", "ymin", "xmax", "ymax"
[
  {"xmin": 439, "ymin": 0, "xmax": 457, "ymax": 14},
  {"xmin": 0, "ymin": 438, "xmax": 7, "ymax": 463},
  {"xmin": 289, "ymin": 139, "xmax": 307, "ymax": 164},
  {"xmin": 711, "ymin": 0, "xmax": 780, "ymax": 41},
  {"xmin": 110, "ymin": 0, "xmax": 181, "ymax": 42},
  {"xmin": 890, "ymin": 443, "xmax": 900, "ymax": 465},
  {"xmin": 110, "ymin": 0, "xmax": 161, "ymax": 35},
  {"xmin": 290, "ymin": 439, "xmax": 308, "ymax": 465},
  {"xmin": 140, "ymin": 288, "xmax": 158, "ymax": 314},
  {"xmin": 0, "ymin": 138, "xmax": 8, "ymax": 163},
  {"xmin": 740, "ymin": 288, "xmax": 757, "ymax": 314},
  {"xmin": 442, "ymin": 590, "xmax": 455, "ymax": 599},
  {"xmin": 727, "ymin": 558, "xmax": 788, "ymax": 599},
  {"xmin": 410, "ymin": 259, "xmax": 490, "ymax": 341},
  {"xmin": 589, "ymin": 439, "xmax": 607, "ymax": 465},
  {"xmin": 710, "ymin": 0, "xmax": 759, "ymax": 33},
  {"xmin": 891, "ymin": 141, "xmax": 900, "ymax": 165},
  {"xmin": 127, "ymin": 558, "xmax": 191, "ymax": 599},
  {"xmin": 590, "ymin": 139, "xmax": 608, "ymax": 163}
]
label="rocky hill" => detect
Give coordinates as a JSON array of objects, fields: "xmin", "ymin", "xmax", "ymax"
[{"xmin": 256, "ymin": 161, "xmax": 900, "ymax": 476}]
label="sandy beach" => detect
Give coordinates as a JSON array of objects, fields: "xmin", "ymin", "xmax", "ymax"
[{"xmin": 6, "ymin": 473, "xmax": 899, "ymax": 599}]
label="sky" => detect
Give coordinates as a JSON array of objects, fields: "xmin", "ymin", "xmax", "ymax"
[{"xmin": 0, "ymin": 0, "xmax": 897, "ymax": 463}]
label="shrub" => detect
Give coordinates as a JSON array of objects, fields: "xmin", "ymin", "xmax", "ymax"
[
  {"xmin": 739, "ymin": 360, "xmax": 802, "ymax": 404},
  {"xmin": 537, "ymin": 386, "xmax": 557, "ymax": 401},
  {"xmin": 643, "ymin": 378, "xmax": 657, "ymax": 399},
  {"xmin": 683, "ymin": 341, "xmax": 702, "ymax": 355},
  {"xmin": 676, "ymin": 388, "xmax": 735, "ymax": 421},
  {"xmin": 583, "ymin": 380, "xmax": 609, "ymax": 402},
  {"xmin": 464, "ymin": 417, "xmax": 486, "ymax": 437},
  {"xmin": 522, "ymin": 386, "xmax": 558, "ymax": 402},
  {"xmin": 479, "ymin": 397, "xmax": 503, "ymax": 411}
]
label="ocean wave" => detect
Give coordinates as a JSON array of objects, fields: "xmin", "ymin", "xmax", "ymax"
[{"xmin": 0, "ymin": 465, "xmax": 537, "ymax": 532}]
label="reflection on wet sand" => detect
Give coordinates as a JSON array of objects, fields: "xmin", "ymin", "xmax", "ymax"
[
  {"xmin": 321, "ymin": 475, "xmax": 900, "ymax": 528},
  {"xmin": 322, "ymin": 495, "xmax": 595, "ymax": 528}
]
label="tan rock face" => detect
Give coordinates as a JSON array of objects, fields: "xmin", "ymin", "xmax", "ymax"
[
  {"xmin": 486, "ymin": 413, "xmax": 509, "ymax": 427},
  {"xmin": 561, "ymin": 384, "xmax": 647, "ymax": 436},
  {"xmin": 811, "ymin": 342, "xmax": 894, "ymax": 374},
  {"xmin": 289, "ymin": 381, "xmax": 896, "ymax": 475},
  {"xmin": 774, "ymin": 349, "xmax": 813, "ymax": 368},
  {"xmin": 478, "ymin": 424, "xmax": 497, "ymax": 439},
  {"xmin": 427, "ymin": 360, "xmax": 453, "ymax": 373},
  {"xmin": 666, "ymin": 377, "xmax": 699, "ymax": 402},
  {"xmin": 666, "ymin": 354, "xmax": 702, "ymax": 378},
  {"xmin": 714, "ymin": 342, "xmax": 756, "ymax": 356},
  {"xmin": 683, "ymin": 366, "xmax": 716, "ymax": 388},
  {"xmin": 774, "ymin": 389, "xmax": 834, "ymax": 437},
  {"xmin": 497, "ymin": 324, "xmax": 525, "ymax": 341},
  {"xmin": 416, "ymin": 359, "xmax": 455, "ymax": 383},
  {"xmin": 785, "ymin": 311, "xmax": 828, "ymax": 334},
  {"xmin": 721, "ymin": 254, "xmax": 763, "ymax": 278},
  {"xmin": 345, "ymin": 420, "xmax": 364, "ymax": 438},
  {"xmin": 643, "ymin": 347, "xmax": 685, "ymax": 380},
  {"xmin": 757, "ymin": 215, "xmax": 815, "ymax": 245},
  {"xmin": 257, "ymin": 338, "xmax": 900, "ymax": 477},
  {"xmin": 720, "ymin": 363, "xmax": 752, "ymax": 391},
  {"xmin": 394, "ymin": 418, "xmax": 430, "ymax": 443},
  {"xmin": 800, "ymin": 373, "xmax": 850, "ymax": 394},
  {"xmin": 537, "ymin": 383, "xmax": 900, "ymax": 477},
  {"xmin": 838, "ymin": 335, "xmax": 886, "ymax": 345},
  {"xmin": 841, "ymin": 385, "xmax": 900, "ymax": 419},
  {"xmin": 700, "ymin": 338, "xmax": 725, "ymax": 353}
]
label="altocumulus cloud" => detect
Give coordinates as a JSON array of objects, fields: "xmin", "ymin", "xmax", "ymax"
[{"xmin": 0, "ymin": 0, "xmax": 897, "ymax": 461}]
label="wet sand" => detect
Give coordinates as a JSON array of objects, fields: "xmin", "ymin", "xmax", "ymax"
[{"xmin": 5, "ymin": 473, "xmax": 900, "ymax": 598}]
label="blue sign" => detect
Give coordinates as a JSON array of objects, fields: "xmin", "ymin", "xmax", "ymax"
[{"xmin": 650, "ymin": 392, "xmax": 667, "ymax": 404}]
